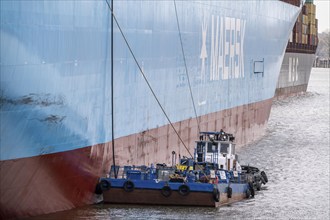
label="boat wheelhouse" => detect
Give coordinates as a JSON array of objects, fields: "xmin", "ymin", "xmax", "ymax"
[{"xmin": 196, "ymin": 131, "xmax": 238, "ymax": 171}]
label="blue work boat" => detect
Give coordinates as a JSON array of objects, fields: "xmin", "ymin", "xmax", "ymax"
[{"xmin": 97, "ymin": 131, "xmax": 267, "ymax": 206}]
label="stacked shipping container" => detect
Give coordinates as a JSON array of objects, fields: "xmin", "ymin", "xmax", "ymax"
[
  {"xmin": 305, "ymin": 2, "xmax": 318, "ymax": 46},
  {"xmin": 288, "ymin": 0, "xmax": 318, "ymax": 53}
]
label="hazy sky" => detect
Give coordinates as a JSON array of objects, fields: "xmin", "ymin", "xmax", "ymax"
[{"xmin": 314, "ymin": 0, "xmax": 330, "ymax": 33}]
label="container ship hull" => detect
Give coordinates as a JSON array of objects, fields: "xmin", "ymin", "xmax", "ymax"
[
  {"xmin": 276, "ymin": 1, "xmax": 318, "ymax": 99},
  {"xmin": 276, "ymin": 52, "xmax": 315, "ymax": 98},
  {"xmin": 0, "ymin": 0, "xmax": 300, "ymax": 218}
]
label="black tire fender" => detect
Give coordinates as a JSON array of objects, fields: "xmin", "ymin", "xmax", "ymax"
[
  {"xmin": 248, "ymin": 182, "xmax": 255, "ymax": 197},
  {"xmin": 226, "ymin": 186, "xmax": 232, "ymax": 198},
  {"xmin": 245, "ymin": 188, "xmax": 251, "ymax": 198},
  {"xmin": 213, "ymin": 188, "xmax": 220, "ymax": 202},
  {"xmin": 161, "ymin": 186, "xmax": 172, "ymax": 197},
  {"xmin": 256, "ymin": 181, "xmax": 261, "ymax": 191},
  {"xmin": 100, "ymin": 179, "xmax": 111, "ymax": 191},
  {"xmin": 123, "ymin": 180, "xmax": 135, "ymax": 192},
  {"xmin": 178, "ymin": 184, "xmax": 190, "ymax": 196},
  {"xmin": 95, "ymin": 183, "xmax": 103, "ymax": 195},
  {"xmin": 261, "ymin": 171, "xmax": 268, "ymax": 183}
]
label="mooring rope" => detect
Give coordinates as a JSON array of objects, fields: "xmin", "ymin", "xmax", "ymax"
[
  {"xmin": 173, "ymin": 0, "xmax": 201, "ymax": 135},
  {"xmin": 105, "ymin": 0, "xmax": 194, "ymax": 159},
  {"xmin": 109, "ymin": 0, "xmax": 117, "ymax": 178}
]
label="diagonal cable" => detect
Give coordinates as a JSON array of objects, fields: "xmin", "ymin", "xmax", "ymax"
[
  {"xmin": 174, "ymin": 0, "xmax": 201, "ymax": 134},
  {"xmin": 105, "ymin": 0, "xmax": 194, "ymax": 158}
]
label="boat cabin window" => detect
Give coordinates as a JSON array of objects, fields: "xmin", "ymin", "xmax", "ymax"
[
  {"xmin": 220, "ymin": 143, "xmax": 229, "ymax": 154},
  {"xmin": 196, "ymin": 142, "xmax": 205, "ymax": 153},
  {"xmin": 231, "ymin": 144, "xmax": 235, "ymax": 154},
  {"xmin": 207, "ymin": 142, "xmax": 218, "ymax": 153}
]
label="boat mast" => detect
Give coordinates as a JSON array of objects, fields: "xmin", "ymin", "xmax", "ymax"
[{"xmin": 110, "ymin": 0, "xmax": 117, "ymax": 178}]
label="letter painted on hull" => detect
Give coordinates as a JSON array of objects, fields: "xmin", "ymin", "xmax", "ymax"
[
  {"xmin": 288, "ymin": 56, "xmax": 299, "ymax": 82},
  {"xmin": 203, "ymin": 16, "xmax": 246, "ymax": 81}
]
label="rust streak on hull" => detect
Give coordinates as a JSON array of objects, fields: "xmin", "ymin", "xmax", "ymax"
[{"xmin": 114, "ymin": 98, "xmax": 273, "ymax": 166}]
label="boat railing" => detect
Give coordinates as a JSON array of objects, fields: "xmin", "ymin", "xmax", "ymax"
[
  {"xmin": 109, "ymin": 165, "xmax": 120, "ymax": 178},
  {"xmin": 199, "ymin": 131, "xmax": 235, "ymax": 142},
  {"xmin": 110, "ymin": 165, "xmax": 160, "ymax": 180},
  {"xmin": 109, "ymin": 165, "xmax": 249, "ymax": 184},
  {"xmin": 237, "ymin": 172, "xmax": 249, "ymax": 183},
  {"xmin": 286, "ymin": 42, "xmax": 317, "ymax": 54},
  {"xmin": 228, "ymin": 171, "xmax": 249, "ymax": 184}
]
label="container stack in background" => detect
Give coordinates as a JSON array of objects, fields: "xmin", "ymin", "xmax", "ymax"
[
  {"xmin": 305, "ymin": 1, "xmax": 318, "ymax": 46},
  {"xmin": 276, "ymin": 0, "xmax": 320, "ymax": 98},
  {"xmin": 288, "ymin": 0, "xmax": 318, "ymax": 53}
]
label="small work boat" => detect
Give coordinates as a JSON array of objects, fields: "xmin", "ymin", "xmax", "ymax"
[{"xmin": 95, "ymin": 131, "xmax": 268, "ymax": 207}]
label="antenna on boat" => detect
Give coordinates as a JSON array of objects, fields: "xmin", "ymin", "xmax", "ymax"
[{"xmin": 108, "ymin": 0, "xmax": 117, "ymax": 179}]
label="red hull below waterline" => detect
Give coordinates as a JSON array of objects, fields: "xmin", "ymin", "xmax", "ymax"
[{"xmin": 0, "ymin": 145, "xmax": 112, "ymax": 219}]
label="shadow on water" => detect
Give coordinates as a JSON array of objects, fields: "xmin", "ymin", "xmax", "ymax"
[{"xmin": 23, "ymin": 69, "xmax": 329, "ymax": 219}]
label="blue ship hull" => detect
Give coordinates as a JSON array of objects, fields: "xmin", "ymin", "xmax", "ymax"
[{"xmin": 0, "ymin": 0, "xmax": 300, "ymax": 218}]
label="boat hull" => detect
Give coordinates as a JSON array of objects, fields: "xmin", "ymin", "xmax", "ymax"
[
  {"xmin": 102, "ymin": 178, "xmax": 249, "ymax": 207},
  {"xmin": 103, "ymin": 187, "xmax": 247, "ymax": 207}
]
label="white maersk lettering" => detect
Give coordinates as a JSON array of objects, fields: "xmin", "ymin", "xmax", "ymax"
[
  {"xmin": 200, "ymin": 18, "xmax": 208, "ymax": 83},
  {"xmin": 288, "ymin": 57, "xmax": 299, "ymax": 82},
  {"xmin": 204, "ymin": 15, "xmax": 246, "ymax": 81}
]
